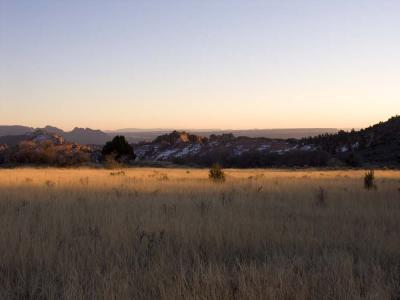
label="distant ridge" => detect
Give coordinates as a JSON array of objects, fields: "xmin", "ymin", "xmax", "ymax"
[
  {"xmin": 0, "ymin": 125, "xmax": 110, "ymax": 145},
  {"xmin": 132, "ymin": 116, "xmax": 400, "ymax": 167},
  {"xmin": 109, "ymin": 128, "xmax": 340, "ymax": 142},
  {"xmin": 1, "ymin": 125, "xmax": 340, "ymax": 143},
  {"xmin": 0, "ymin": 125, "xmax": 34, "ymax": 136},
  {"xmin": 106, "ymin": 128, "xmax": 176, "ymax": 133},
  {"xmin": 42, "ymin": 125, "xmax": 64, "ymax": 135},
  {"xmin": 0, "ymin": 125, "xmax": 340, "ymax": 144},
  {"xmin": 65, "ymin": 127, "xmax": 110, "ymax": 145},
  {"xmin": 1, "ymin": 116, "xmax": 399, "ymax": 167}
]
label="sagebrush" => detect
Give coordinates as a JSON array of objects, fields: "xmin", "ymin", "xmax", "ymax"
[{"xmin": 209, "ymin": 163, "xmax": 225, "ymax": 182}]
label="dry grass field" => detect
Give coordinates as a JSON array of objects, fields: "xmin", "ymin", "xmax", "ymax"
[{"xmin": 0, "ymin": 168, "xmax": 400, "ymax": 299}]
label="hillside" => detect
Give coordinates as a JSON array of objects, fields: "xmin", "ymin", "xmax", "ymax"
[
  {"xmin": 135, "ymin": 116, "xmax": 400, "ymax": 168},
  {"xmin": 0, "ymin": 117, "xmax": 398, "ymax": 168},
  {"xmin": 0, "ymin": 130, "xmax": 97, "ymax": 166},
  {"xmin": 300, "ymin": 116, "xmax": 400, "ymax": 166},
  {"xmin": 134, "ymin": 131, "xmax": 318, "ymax": 167}
]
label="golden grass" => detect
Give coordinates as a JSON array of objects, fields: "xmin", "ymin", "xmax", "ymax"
[{"xmin": 0, "ymin": 168, "xmax": 400, "ymax": 299}]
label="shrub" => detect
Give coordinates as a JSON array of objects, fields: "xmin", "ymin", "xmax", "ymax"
[
  {"xmin": 315, "ymin": 187, "xmax": 327, "ymax": 206},
  {"xmin": 364, "ymin": 170, "xmax": 377, "ymax": 190},
  {"xmin": 110, "ymin": 171, "xmax": 126, "ymax": 176},
  {"xmin": 45, "ymin": 180, "xmax": 55, "ymax": 188},
  {"xmin": 209, "ymin": 163, "xmax": 225, "ymax": 182}
]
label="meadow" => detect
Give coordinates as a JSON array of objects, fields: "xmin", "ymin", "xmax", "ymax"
[{"xmin": 0, "ymin": 168, "xmax": 399, "ymax": 299}]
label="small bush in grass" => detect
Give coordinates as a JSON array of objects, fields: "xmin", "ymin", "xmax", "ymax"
[
  {"xmin": 45, "ymin": 180, "xmax": 55, "ymax": 188},
  {"xmin": 79, "ymin": 177, "xmax": 89, "ymax": 186},
  {"xmin": 364, "ymin": 170, "xmax": 377, "ymax": 190},
  {"xmin": 158, "ymin": 174, "xmax": 169, "ymax": 181},
  {"xmin": 315, "ymin": 187, "xmax": 327, "ymax": 207},
  {"xmin": 110, "ymin": 171, "xmax": 125, "ymax": 176},
  {"xmin": 209, "ymin": 163, "xmax": 225, "ymax": 182}
]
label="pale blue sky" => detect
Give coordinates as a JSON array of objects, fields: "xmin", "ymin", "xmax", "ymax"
[{"xmin": 0, "ymin": 0, "xmax": 399, "ymax": 130}]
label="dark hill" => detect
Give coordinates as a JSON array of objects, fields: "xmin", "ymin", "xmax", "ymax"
[
  {"xmin": 134, "ymin": 116, "xmax": 400, "ymax": 168},
  {"xmin": 301, "ymin": 116, "xmax": 400, "ymax": 166}
]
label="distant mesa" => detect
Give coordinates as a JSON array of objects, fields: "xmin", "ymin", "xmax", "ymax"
[
  {"xmin": 40, "ymin": 126, "xmax": 110, "ymax": 145},
  {"xmin": 0, "ymin": 125, "xmax": 110, "ymax": 145},
  {"xmin": 0, "ymin": 125, "xmax": 34, "ymax": 137},
  {"xmin": 153, "ymin": 131, "xmax": 208, "ymax": 145},
  {"xmin": 65, "ymin": 127, "xmax": 109, "ymax": 145},
  {"xmin": 42, "ymin": 125, "xmax": 64, "ymax": 135}
]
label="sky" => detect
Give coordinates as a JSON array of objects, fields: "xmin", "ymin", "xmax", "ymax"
[{"xmin": 0, "ymin": 0, "xmax": 399, "ymax": 131}]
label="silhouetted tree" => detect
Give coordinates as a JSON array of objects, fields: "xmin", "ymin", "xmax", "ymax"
[{"xmin": 102, "ymin": 136, "xmax": 135, "ymax": 162}]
